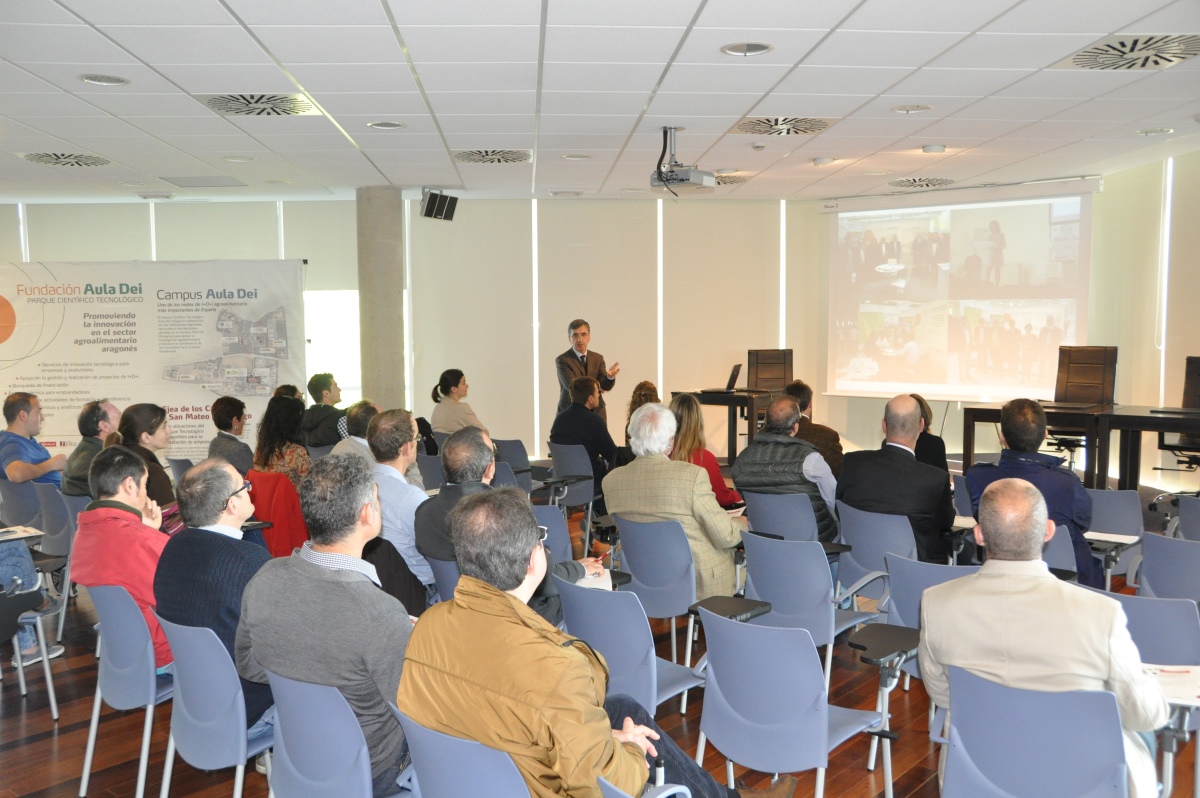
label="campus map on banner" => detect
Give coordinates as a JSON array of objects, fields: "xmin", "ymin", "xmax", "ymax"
[{"xmin": 0, "ymin": 260, "xmax": 306, "ymax": 463}]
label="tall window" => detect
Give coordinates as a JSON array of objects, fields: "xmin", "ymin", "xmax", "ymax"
[{"xmin": 303, "ymin": 290, "xmax": 362, "ymax": 406}]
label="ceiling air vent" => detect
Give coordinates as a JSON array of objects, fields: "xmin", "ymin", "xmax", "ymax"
[
  {"xmin": 733, "ymin": 117, "xmax": 829, "ymax": 135},
  {"xmin": 24, "ymin": 153, "xmax": 110, "ymax": 167},
  {"xmin": 889, "ymin": 177, "xmax": 955, "ymax": 189},
  {"xmin": 197, "ymin": 93, "xmax": 321, "ymax": 116},
  {"xmin": 452, "ymin": 150, "xmax": 532, "ymax": 164},
  {"xmin": 1053, "ymin": 35, "xmax": 1200, "ymax": 70},
  {"xmin": 716, "ymin": 174, "xmax": 749, "ymax": 185}
]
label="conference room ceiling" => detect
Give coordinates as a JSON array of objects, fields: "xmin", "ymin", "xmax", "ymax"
[{"xmin": 1, "ymin": 0, "xmax": 1198, "ymax": 203}]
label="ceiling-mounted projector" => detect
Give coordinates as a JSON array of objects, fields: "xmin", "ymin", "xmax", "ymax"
[{"xmin": 650, "ymin": 126, "xmax": 715, "ymax": 194}]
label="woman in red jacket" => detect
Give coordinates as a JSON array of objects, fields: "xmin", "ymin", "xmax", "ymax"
[{"xmin": 668, "ymin": 392, "xmax": 743, "ymax": 508}]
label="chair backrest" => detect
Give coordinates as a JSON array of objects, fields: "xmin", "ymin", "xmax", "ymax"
[
  {"xmin": 698, "ymin": 608, "xmax": 829, "ymax": 775},
  {"xmin": 166, "ymin": 457, "xmax": 194, "ymax": 485},
  {"xmin": 265, "ymin": 669, "xmax": 373, "ymax": 797},
  {"xmin": 742, "ymin": 492, "xmax": 818, "ymax": 541},
  {"xmin": 952, "ymin": 474, "xmax": 973, "ymax": 518},
  {"xmin": 88, "ymin": 585, "xmax": 168, "ymax": 711},
  {"xmin": 492, "ymin": 461, "xmax": 520, "ymax": 490},
  {"xmin": 885, "ymin": 554, "xmax": 978, "ymax": 630},
  {"xmin": 61, "ymin": 492, "xmax": 91, "ymax": 536},
  {"xmin": 429, "ymin": 558, "xmax": 461, "ymax": 601},
  {"xmin": 599, "ymin": 778, "xmax": 691, "ymax": 798},
  {"xmin": 611, "ymin": 515, "xmax": 696, "ymax": 618},
  {"xmin": 548, "ymin": 443, "xmax": 596, "ymax": 508},
  {"xmin": 554, "ymin": 575, "xmax": 657, "ymax": 711},
  {"xmin": 0, "ymin": 478, "xmax": 42, "ymax": 528},
  {"xmin": 944, "ymin": 667, "xmax": 1128, "ymax": 797},
  {"xmin": 532, "ymin": 504, "xmax": 573, "ymax": 564},
  {"xmin": 1098, "ymin": 591, "xmax": 1200, "ymax": 665},
  {"xmin": 154, "ymin": 614, "xmax": 253, "ymax": 769},
  {"xmin": 392, "ymin": 705, "xmax": 528, "ymax": 798},
  {"xmin": 493, "ymin": 439, "xmax": 533, "ymax": 493},
  {"xmin": 32, "ymin": 482, "xmax": 71, "ymax": 556},
  {"xmin": 1177, "ymin": 495, "xmax": 1200, "ymax": 542},
  {"xmin": 836, "ymin": 501, "xmax": 917, "ymax": 600},
  {"xmin": 305, "ymin": 445, "xmax": 334, "ymax": 461},
  {"xmin": 417, "ymin": 453, "xmax": 444, "ymax": 489},
  {"xmin": 1042, "ymin": 524, "xmax": 1076, "ymax": 572},
  {"xmin": 431, "ymin": 431, "xmax": 450, "ymax": 450},
  {"xmin": 0, "ymin": 588, "xmax": 42, "ymax": 640},
  {"xmin": 1138, "ymin": 532, "xmax": 1200, "ymax": 602},
  {"xmin": 1084, "ymin": 489, "xmax": 1143, "ymax": 536},
  {"xmin": 742, "ymin": 534, "xmax": 835, "ymax": 643},
  {"xmin": 1054, "ymin": 346, "xmax": 1118, "ymax": 406}
]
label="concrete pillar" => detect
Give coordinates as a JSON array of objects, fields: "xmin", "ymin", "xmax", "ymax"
[{"xmin": 356, "ymin": 186, "xmax": 406, "ymax": 409}]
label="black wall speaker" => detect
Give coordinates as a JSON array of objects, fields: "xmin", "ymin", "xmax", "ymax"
[{"xmin": 420, "ymin": 189, "xmax": 457, "ymax": 221}]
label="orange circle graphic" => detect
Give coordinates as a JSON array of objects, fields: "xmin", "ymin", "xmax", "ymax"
[{"xmin": 0, "ymin": 295, "xmax": 15, "ymax": 345}]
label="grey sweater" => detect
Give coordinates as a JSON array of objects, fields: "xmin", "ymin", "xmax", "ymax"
[{"xmin": 235, "ymin": 554, "xmax": 413, "ymax": 783}]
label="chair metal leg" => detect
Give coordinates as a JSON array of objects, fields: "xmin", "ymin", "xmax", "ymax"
[
  {"xmin": 159, "ymin": 733, "xmax": 176, "ymax": 798},
  {"xmin": 134, "ymin": 704, "xmax": 156, "ymax": 798},
  {"xmin": 581, "ymin": 502, "xmax": 593, "ymax": 555},
  {"xmin": 56, "ymin": 560, "xmax": 72, "ymax": 642},
  {"xmin": 725, "ymin": 759, "xmax": 735, "ymax": 789},
  {"xmin": 232, "ymin": 762, "xmax": 245, "ymax": 798},
  {"xmin": 903, "ymin": 672, "xmax": 911, "ymax": 691},
  {"xmin": 815, "ymin": 767, "xmax": 826, "ymax": 798},
  {"xmin": 823, "ymin": 643, "xmax": 833, "ymax": 692},
  {"xmin": 680, "ymin": 614, "xmax": 695, "ymax": 714},
  {"xmin": 669, "ymin": 617, "xmax": 677, "ymax": 664},
  {"xmin": 694, "ymin": 731, "xmax": 706, "ymax": 765},
  {"xmin": 80, "ymin": 687, "xmax": 103, "ymax": 796},
  {"xmin": 882, "ymin": 734, "xmax": 894, "ymax": 798},
  {"xmin": 12, "ymin": 633, "xmax": 27, "ymax": 695},
  {"xmin": 34, "ymin": 615, "xmax": 58, "ymax": 720}
]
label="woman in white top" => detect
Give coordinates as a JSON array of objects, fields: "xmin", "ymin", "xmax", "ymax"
[{"xmin": 430, "ymin": 369, "xmax": 489, "ymax": 435}]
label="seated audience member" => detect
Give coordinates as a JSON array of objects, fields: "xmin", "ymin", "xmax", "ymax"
[
  {"xmin": 910, "ymin": 393, "xmax": 949, "ymax": 472},
  {"xmin": 254, "ymin": 395, "xmax": 311, "ymax": 490},
  {"xmin": 414, "ymin": 426, "xmax": 599, "ymax": 624},
  {"xmin": 919, "ymin": 478, "xmax": 1168, "ymax": 798},
  {"xmin": 731, "ymin": 395, "xmax": 837, "ymax": 540},
  {"xmin": 0, "ymin": 392, "xmax": 65, "ymax": 488},
  {"xmin": 273, "ymin": 384, "xmax": 304, "ymax": 403},
  {"xmin": 300, "ymin": 372, "xmax": 345, "ymax": 447},
  {"xmin": 837, "ymin": 395, "xmax": 969, "ymax": 564},
  {"xmin": 604, "ymin": 403, "xmax": 746, "ymax": 600},
  {"xmin": 397, "ymin": 488, "xmax": 796, "ymax": 798},
  {"xmin": 624, "ymin": 380, "xmax": 660, "ymax": 446},
  {"xmin": 966, "ymin": 398, "xmax": 1104, "ymax": 587},
  {"xmin": 369, "ymin": 409, "xmax": 435, "ymax": 600},
  {"xmin": 154, "ymin": 459, "xmax": 273, "ymax": 733},
  {"xmin": 207, "ymin": 396, "xmax": 254, "ymax": 477},
  {"xmin": 108, "ymin": 403, "xmax": 176, "ymax": 511},
  {"xmin": 0, "ymin": 540, "xmax": 62, "ymax": 664},
  {"xmin": 71, "ymin": 446, "xmax": 172, "ymax": 670},
  {"xmin": 236, "ymin": 454, "xmax": 414, "ymax": 797},
  {"xmin": 669, "ymin": 392, "xmax": 742, "ymax": 508},
  {"xmin": 783, "ymin": 379, "xmax": 844, "ymax": 478},
  {"xmin": 430, "ymin": 369, "xmax": 489, "ymax": 436},
  {"xmin": 332, "ymin": 399, "xmax": 381, "ymax": 463},
  {"xmin": 549, "ymin": 376, "xmax": 616, "ymax": 492},
  {"xmin": 63, "ymin": 399, "xmax": 119, "ymax": 496}
]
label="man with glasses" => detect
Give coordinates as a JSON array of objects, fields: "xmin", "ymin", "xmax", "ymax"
[{"xmin": 154, "ymin": 459, "xmax": 274, "ymax": 737}]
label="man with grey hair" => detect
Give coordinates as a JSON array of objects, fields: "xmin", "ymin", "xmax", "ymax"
[
  {"xmin": 604, "ymin": 403, "xmax": 747, "ymax": 599},
  {"xmin": 154, "ymin": 459, "xmax": 274, "ymax": 737},
  {"xmin": 63, "ymin": 399, "xmax": 120, "ymax": 496},
  {"xmin": 332, "ymin": 399, "xmax": 381, "ymax": 464},
  {"xmin": 236, "ymin": 454, "xmax": 415, "ymax": 796},
  {"xmin": 370, "ymin": 409, "xmax": 435, "ymax": 599},
  {"xmin": 836, "ymin": 394, "xmax": 963, "ymax": 563},
  {"xmin": 731, "ymin": 394, "xmax": 838, "ymax": 541},
  {"xmin": 919, "ymin": 478, "xmax": 1168, "ymax": 798}
]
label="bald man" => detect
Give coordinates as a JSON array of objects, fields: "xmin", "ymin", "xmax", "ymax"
[{"xmin": 836, "ymin": 394, "xmax": 966, "ymax": 563}]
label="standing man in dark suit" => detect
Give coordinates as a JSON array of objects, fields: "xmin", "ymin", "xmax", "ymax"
[
  {"xmin": 837, "ymin": 394, "xmax": 969, "ymax": 564},
  {"xmin": 555, "ymin": 319, "xmax": 619, "ymax": 423},
  {"xmin": 783, "ymin": 380, "xmax": 844, "ymax": 478}
]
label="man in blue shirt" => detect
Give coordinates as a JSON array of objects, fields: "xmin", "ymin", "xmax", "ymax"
[
  {"xmin": 368, "ymin": 408, "xmax": 435, "ymax": 602},
  {"xmin": 966, "ymin": 397, "xmax": 1103, "ymax": 588},
  {"xmin": 0, "ymin": 392, "xmax": 65, "ymax": 488}
]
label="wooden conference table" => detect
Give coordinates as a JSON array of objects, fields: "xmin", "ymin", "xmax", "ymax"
[
  {"xmin": 674, "ymin": 389, "xmax": 778, "ymax": 465},
  {"xmin": 963, "ymin": 402, "xmax": 1200, "ymax": 490}
]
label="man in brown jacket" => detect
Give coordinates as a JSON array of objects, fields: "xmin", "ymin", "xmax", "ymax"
[{"xmin": 396, "ymin": 488, "xmax": 795, "ymax": 798}]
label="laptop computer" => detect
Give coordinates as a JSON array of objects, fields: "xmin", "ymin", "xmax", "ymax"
[{"xmin": 700, "ymin": 364, "xmax": 742, "ymax": 394}]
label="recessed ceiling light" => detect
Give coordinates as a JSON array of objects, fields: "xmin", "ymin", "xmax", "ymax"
[
  {"xmin": 922, "ymin": 144, "xmax": 947, "ymax": 153},
  {"xmin": 892, "ymin": 104, "xmax": 933, "ymax": 115},
  {"xmin": 864, "ymin": 170, "xmax": 892, "ymax": 176},
  {"xmin": 720, "ymin": 42, "xmax": 774, "ymax": 57},
  {"xmin": 266, "ymin": 179, "xmax": 291, "ymax": 185},
  {"xmin": 223, "ymin": 155, "xmax": 257, "ymax": 163},
  {"xmin": 549, "ymin": 190, "xmax": 582, "ymax": 197},
  {"xmin": 118, "ymin": 181, "xmax": 145, "ymax": 187},
  {"xmin": 622, "ymin": 188, "xmax": 644, "ymax": 193},
  {"xmin": 79, "ymin": 74, "xmax": 130, "ymax": 87},
  {"xmin": 366, "ymin": 121, "xmax": 406, "ymax": 130},
  {"xmin": 715, "ymin": 169, "xmax": 738, "ymax": 176},
  {"xmin": 560, "ymin": 154, "xmax": 591, "ymax": 161},
  {"xmin": 813, "ymin": 157, "xmax": 836, "ymax": 167},
  {"xmin": 1135, "ymin": 127, "xmax": 1174, "ymax": 136}
]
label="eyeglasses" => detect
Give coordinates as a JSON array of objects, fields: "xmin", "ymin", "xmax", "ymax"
[{"xmin": 228, "ymin": 481, "xmax": 252, "ymax": 500}]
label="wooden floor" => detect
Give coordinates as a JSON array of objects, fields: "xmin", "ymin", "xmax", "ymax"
[{"xmin": 1, "ymin": 567, "xmax": 1194, "ymax": 797}]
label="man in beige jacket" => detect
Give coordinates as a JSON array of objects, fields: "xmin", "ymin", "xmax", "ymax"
[{"xmin": 919, "ymin": 478, "xmax": 1169, "ymax": 798}]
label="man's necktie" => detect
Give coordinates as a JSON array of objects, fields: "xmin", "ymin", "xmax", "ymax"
[{"xmin": 581, "ymin": 355, "xmax": 587, "ymax": 372}]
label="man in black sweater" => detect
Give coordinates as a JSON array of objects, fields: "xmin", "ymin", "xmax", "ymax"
[
  {"xmin": 154, "ymin": 458, "xmax": 274, "ymax": 733},
  {"xmin": 550, "ymin": 376, "xmax": 617, "ymax": 489}
]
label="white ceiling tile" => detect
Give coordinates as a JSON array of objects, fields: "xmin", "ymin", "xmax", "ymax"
[
  {"xmin": 18, "ymin": 62, "xmax": 180, "ymax": 93},
  {"xmin": 312, "ymin": 92, "xmax": 428, "ymax": 116},
  {"xmin": 1049, "ymin": 97, "xmax": 1188, "ymax": 121},
  {"xmin": 288, "ymin": 64, "xmax": 418, "ymax": 94},
  {"xmin": 788, "ymin": 136, "xmax": 904, "ymax": 155},
  {"xmin": 930, "ymin": 33, "xmax": 1105, "ymax": 70},
  {"xmin": 1100, "ymin": 71, "xmax": 1199, "ymax": 100},
  {"xmin": 1089, "ymin": 120, "xmax": 1199, "ymax": 139},
  {"xmin": 99, "ymin": 26, "xmax": 273, "ymax": 65},
  {"xmin": 751, "ymin": 93, "xmax": 871, "ymax": 117},
  {"xmin": 364, "ymin": 150, "xmax": 451, "ymax": 165},
  {"xmin": 20, "ymin": 116, "xmax": 145, "ymax": 137},
  {"xmin": 1004, "ymin": 119, "xmax": 1125, "ymax": 138},
  {"xmin": 436, "ymin": 114, "xmax": 535, "ymax": 134},
  {"xmin": 387, "ymin": 0, "xmax": 541, "ymax": 27},
  {"xmin": 842, "ymin": 0, "xmax": 1020, "ymax": 33},
  {"xmin": 544, "ymin": 26, "xmax": 686, "ymax": 64},
  {"xmin": 415, "ymin": 62, "xmax": 537, "ymax": 92},
  {"xmin": 540, "ymin": 115, "xmax": 638, "ymax": 135},
  {"xmin": 658, "ymin": 63, "xmax": 792, "ymax": 93},
  {"xmin": 332, "ymin": 114, "xmax": 439, "ymax": 135},
  {"xmin": 696, "ymin": 0, "xmax": 861, "ymax": 30},
  {"xmin": 0, "ymin": 134, "xmax": 79, "ymax": 153},
  {"xmin": 0, "ymin": 0, "xmax": 86, "ymax": 24},
  {"xmin": 425, "ymin": 91, "xmax": 534, "ymax": 116},
  {"xmin": 952, "ymin": 96, "xmax": 1082, "ymax": 120},
  {"xmin": 0, "ymin": 63, "xmax": 57, "ymax": 92},
  {"xmin": 129, "ymin": 115, "xmax": 244, "ymax": 136},
  {"xmin": 58, "ymin": 0, "xmax": 236, "ymax": 25},
  {"xmin": 995, "ymin": 69, "xmax": 1150, "ymax": 98},
  {"xmin": 153, "ymin": 64, "xmax": 297, "ymax": 93},
  {"xmin": 638, "ymin": 115, "xmax": 740, "ymax": 134},
  {"xmin": 806, "ymin": 31, "xmax": 968, "ymax": 68},
  {"xmin": 287, "ymin": 150, "xmax": 382, "ymax": 165},
  {"xmin": 403, "ymin": 26, "xmax": 539, "ymax": 63},
  {"xmin": 774, "ymin": 66, "xmax": 913, "ymax": 95},
  {"xmin": 912, "ymin": 118, "xmax": 1033, "ymax": 138},
  {"xmin": 674, "ymin": 27, "xmax": 825, "ymax": 66},
  {"xmin": 543, "ymin": 63, "xmax": 664, "ymax": 93},
  {"xmin": 540, "ymin": 91, "xmax": 650, "ymax": 116},
  {"xmin": 984, "ymin": 0, "xmax": 1174, "ymax": 34},
  {"xmin": 1128, "ymin": 0, "xmax": 1200, "ymax": 32},
  {"xmin": 538, "ymin": 134, "xmax": 633, "ymax": 149},
  {"xmin": 820, "ymin": 116, "xmax": 931, "ymax": 137},
  {"xmin": 227, "ymin": 0, "xmax": 390, "ymax": 25},
  {"xmin": 253, "ymin": 26, "xmax": 404, "ymax": 64},
  {"xmin": 3, "ymin": 92, "xmax": 108, "ymax": 116},
  {"xmin": 853, "ymin": 95, "xmax": 979, "ymax": 118},
  {"xmin": 252, "ymin": 133, "xmax": 359, "ymax": 151},
  {"xmin": 0, "ymin": 23, "xmax": 138, "ymax": 63},
  {"xmin": 886, "ymin": 67, "xmax": 1031, "ymax": 97},
  {"xmin": 158, "ymin": 135, "xmax": 269, "ymax": 152},
  {"xmin": 443, "ymin": 133, "xmax": 534, "ymax": 148},
  {"xmin": 74, "ymin": 92, "xmax": 213, "ymax": 117},
  {"xmin": 647, "ymin": 92, "xmax": 760, "ymax": 116}
]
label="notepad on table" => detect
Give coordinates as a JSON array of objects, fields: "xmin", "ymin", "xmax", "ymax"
[{"xmin": 1084, "ymin": 531, "xmax": 1140, "ymax": 545}]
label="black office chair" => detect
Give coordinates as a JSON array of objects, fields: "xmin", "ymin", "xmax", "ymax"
[
  {"xmin": 1045, "ymin": 345, "xmax": 1117, "ymax": 470},
  {"xmin": 1155, "ymin": 356, "xmax": 1200, "ymax": 475}
]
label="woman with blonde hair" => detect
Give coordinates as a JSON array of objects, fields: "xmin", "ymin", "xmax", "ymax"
[{"xmin": 669, "ymin": 392, "xmax": 743, "ymax": 508}]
